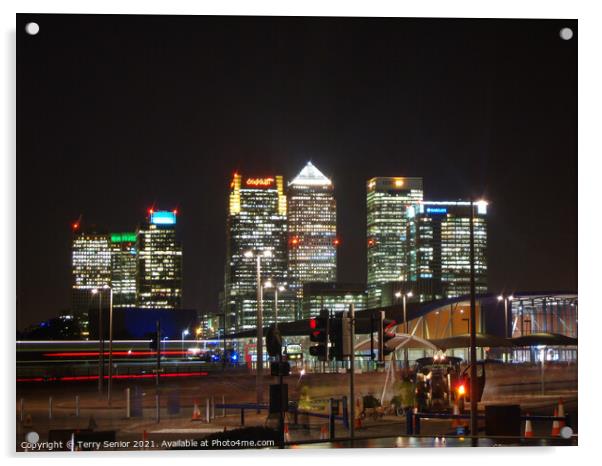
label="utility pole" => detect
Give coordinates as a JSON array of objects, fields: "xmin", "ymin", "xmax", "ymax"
[{"xmin": 469, "ymin": 199, "xmax": 478, "ymax": 444}]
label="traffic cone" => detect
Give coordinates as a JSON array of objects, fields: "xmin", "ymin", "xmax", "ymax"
[
  {"xmin": 284, "ymin": 422, "xmax": 291, "ymax": 442},
  {"xmin": 320, "ymin": 424, "xmax": 328, "ymax": 440},
  {"xmin": 551, "ymin": 408, "xmax": 560, "ymax": 436},
  {"xmin": 524, "ymin": 414, "xmax": 533, "ymax": 438},
  {"xmin": 557, "ymin": 399, "xmax": 566, "ymax": 428},
  {"xmin": 191, "ymin": 400, "xmax": 202, "ymax": 421}
]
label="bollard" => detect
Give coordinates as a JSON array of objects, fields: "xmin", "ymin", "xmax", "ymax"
[
  {"xmin": 75, "ymin": 395, "xmax": 80, "ymax": 417},
  {"xmin": 342, "ymin": 395, "xmax": 349, "ymax": 430},
  {"xmin": 406, "ymin": 408, "xmax": 413, "ymax": 435},
  {"xmin": 210, "ymin": 396, "xmax": 215, "ymax": 420},
  {"xmin": 19, "ymin": 398, "xmax": 24, "ymax": 422},
  {"xmin": 240, "ymin": 408, "xmax": 245, "ymax": 426},
  {"xmin": 155, "ymin": 394, "xmax": 160, "ymax": 423},
  {"xmin": 125, "ymin": 388, "xmax": 131, "ymax": 419},
  {"xmin": 48, "ymin": 397, "xmax": 53, "ymax": 420},
  {"xmin": 222, "ymin": 395, "xmax": 226, "ymax": 417},
  {"xmin": 206, "ymin": 398, "xmax": 210, "ymax": 423},
  {"xmin": 329, "ymin": 398, "xmax": 335, "ymax": 441}
]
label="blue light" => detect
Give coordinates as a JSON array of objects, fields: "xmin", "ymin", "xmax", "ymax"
[
  {"xmin": 426, "ymin": 207, "xmax": 447, "ymax": 214},
  {"xmin": 151, "ymin": 211, "xmax": 176, "ymax": 225}
]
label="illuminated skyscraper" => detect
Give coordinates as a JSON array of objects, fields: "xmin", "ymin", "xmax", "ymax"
[
  {"xmin": 110, "ymin": 232, "xmax": 138, "ymax": 308},
  {"xmin": 404, "ymin": 201, "xmax": 488, "ymax": 301},
  {"xmin": 224, "ymin": 173, "xmax": 291, "ymax": 331},
  {"xmin": 71, "ymin": 226, "xmax": 111, "ymax": 315},
  {"xmin": 366, "ymin": 177, "xmax": 423, "ymax": 308},
  {"xmin": 288, "ymin": 162, "xmax": 337, "ymax": 311},
  {"xmin": 136, "ymin": 210, "xmax": 183, "ymax": 308}
]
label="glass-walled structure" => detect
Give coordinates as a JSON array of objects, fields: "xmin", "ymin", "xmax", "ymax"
[
  {"xmin": 510, "ymin": 294, "xmax": 578, "ymax": 362},
  {"xmin": 366, "ymin": 177, "xmax": 423, "ymax": 308}
]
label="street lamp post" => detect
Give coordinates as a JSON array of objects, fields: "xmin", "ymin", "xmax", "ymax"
[
  {"xmin": 264, "ymin": 280, "xmax": 286, "ymax": 330},
  {"xmin": 91, "ymin": 288, "xmax": 104, "ymax": 394},
  {"xmin": 395, "ymin": 290, "xmax": 413, "ymax": 371},
  {"xmin": 469, "ymin": 199, "xmax": 478, "ymax": 444},
  {"xmin": 244, "ymin": 249, "xmax": 272, "ymax": 410},
  {"xmin": 105, "ymin": 285, "xmax": 114, "ymax": 405},
  {"xmin": 181, "ymin": 329, "xmax": 190, "ymax": 353},
  {"xmin": 497, "ymin": 294, "xmax": 514, "ymax": 362}
]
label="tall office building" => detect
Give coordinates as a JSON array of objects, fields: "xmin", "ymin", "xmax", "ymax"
[
  {"xmin": 224, "ymin": 173, "xmax": 290, "ymax": 331},
  {"xmin": 136, "ymin": 209, "xmax": 183, "ymax": 309},
  {"xmin": 110, "ymin": 232, "xmax": 138, "ymax": 308},
  {"xmin": 71, "ymin": 226, "xmax": 111, "ymax": 315},
  {"xmin": 366, "ymin": 177, "xmax": 423, "ymax": 308},
  {"xmin": 288, "ymin": 162, "xmax": 337, "ymax": 308},
  {"xmin": 403, "ymin": 201, "xmax": 488, "ymax": 301}
]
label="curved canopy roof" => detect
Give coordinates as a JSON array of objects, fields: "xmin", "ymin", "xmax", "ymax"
[{"xmin": 511, "ymin": 333, "xmax": 578, "ymax": 347}]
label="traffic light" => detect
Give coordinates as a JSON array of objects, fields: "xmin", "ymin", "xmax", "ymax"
[
  {"xmin": 378, "ymin": 311, "xmax": 397, "ymax": 362},
  {"xmin": 330, "ymin": 311, "xmax": 351, "ymax": 360},
  {"xmin": 309, "ymin": 310, "xmax": 330, "ymax": 361}
]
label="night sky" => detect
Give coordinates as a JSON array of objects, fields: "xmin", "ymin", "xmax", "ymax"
[{"xmin": 17, "ymin": 15, "xmax": 577, "ymax": 330}]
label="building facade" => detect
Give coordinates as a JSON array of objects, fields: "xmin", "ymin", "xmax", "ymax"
[
  {"xmin": 224, "ymin": 173, "xmax": 289, "ymax": 331},
  {"xmin": 366, "ymin": 177, "xmax": 423, "ymax": 308},
  {"xmin": 136, "ymin": 210, "xmax": 183, "ymax": 308},
  {"xmin": 402, "ymin": 201, "xmax": 488, "ymax": 301},
  {"xmin": 71, "ymin": 227, "xmax": 111, "ymax": 315},
  {"xmin": 302, "ymin": 282, "xmax": 367, "ymax": 318},
  {"xmin": 110, "ymin": 232, "xmax": 138, "ymax": 308},
  {"xmin": 287, "ymin": 162, "xmax": 337, "ymax": 308}
]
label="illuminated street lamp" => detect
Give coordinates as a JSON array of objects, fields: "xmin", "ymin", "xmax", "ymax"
[
  {"xmin": 395, "ymin": 290, "xmax": 413, "ymax": 370},
  {"xmin": 91, "ymin": 288, "xmax": 103, "ymax": 394},
  {"xmin": 244, "ymin": 249, "xmax": 272, "ymax": 410},
  {"xmin": 181, "ymin": 328, "xmax": 190, "ymax": 352},
  {"xmin": 92, "ymin": 285, "xmax": 113, "ymax": 402},
  {"xmin": 497, "ymin": 294, "xmax": 514, "ymax": 338},
  {"xmin": 264, "ymin": 280, "xmax": 286, "ymax": 330}
]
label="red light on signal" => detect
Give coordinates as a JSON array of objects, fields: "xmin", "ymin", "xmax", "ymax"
[{"xmin": 310, "ymin": 318, "xmax": 317, "ymax": 329}]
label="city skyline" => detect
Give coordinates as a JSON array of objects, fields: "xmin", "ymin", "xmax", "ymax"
[{"xmin": 17, "ymin": 16, "xmax": 577, "ymax": 329}]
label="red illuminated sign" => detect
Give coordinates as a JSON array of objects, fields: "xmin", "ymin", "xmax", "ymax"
[{"xmin": 246, "ymin": 177, "xmax": 275, "ymax": 187}]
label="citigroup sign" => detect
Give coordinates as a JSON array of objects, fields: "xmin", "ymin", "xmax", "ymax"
[{"xmin": 246, "ymin": 177, "xmax": 275, "ymax": 187}]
